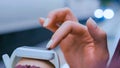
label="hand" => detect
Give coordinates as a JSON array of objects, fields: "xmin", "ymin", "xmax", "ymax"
[{"xmin": 39, "ymin": 8, "xmax": 109, "ymax": 68}]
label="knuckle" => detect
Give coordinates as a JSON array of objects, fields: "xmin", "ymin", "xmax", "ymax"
[
  {"xmin": 63, "ymin": 21, "xmax": 73, "ymax": 26},
  {"xmin": 64, "ymin": 7, "xmax": 71, "ymax": 13},
  {"xmin": 64, "ymin": 7, "xmax": 71, "ymax": 11}
]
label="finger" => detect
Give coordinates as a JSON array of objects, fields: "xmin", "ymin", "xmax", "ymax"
[
  {"xmin": 39, "ymin": 17, "xmax": 59, "ymax": 32},
  {"xmin": 43, "ymin": 8, "xmax": 77, "ymax": 32},
  {"xmin": 46, "ymin": 21, "xmax": 86, "ymax": 49},
  {"xmin": 47, "ymin": 7, "xmax": 77, "ymax": 24},
  {"xmin": 86, "ymin": 18, "xmax": 107, "ymax": 43},
  {"xmin": 43, "ymin": 18, "xmax": 59, "ymax": 32},
  {"xmin": 46, "ymin": 21, "xmax": 72, "ymax": 49}
]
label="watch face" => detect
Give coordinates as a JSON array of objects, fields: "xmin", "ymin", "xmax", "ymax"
[
  {"xmin": 15, "ymin": 65, "xmax": 40, "ymax": 68},
  {"xmin": 15, "ymin": 58, "xmax": 55, "ymax": 68}
]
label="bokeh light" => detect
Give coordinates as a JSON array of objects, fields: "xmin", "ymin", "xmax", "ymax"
[
  {"xmin": 94, "ymin": 9, "xmax": 104, "ymax": 18},
  {"xmin": 103, "ymin": 9, "xmax": 114, "ymax": 19}
]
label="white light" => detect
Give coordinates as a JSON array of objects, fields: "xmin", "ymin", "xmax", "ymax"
[
  {"xmin": 94, "ymin": 9, "xmax": 104, "ymax": 18},
  {"xmin": 103, "ymin": 9, "xmax": 114, "ymax": 19}
]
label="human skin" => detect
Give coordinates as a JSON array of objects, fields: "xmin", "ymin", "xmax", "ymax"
[
  {"xmin": 15, "ymin": 58, "xmax": 55, "ymax": 68},
  {"xmin": 39, "ymin": 8, "xmax": 109, "ymax": 68}
]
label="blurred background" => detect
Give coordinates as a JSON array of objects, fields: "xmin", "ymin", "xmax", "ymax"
[{"xmin": 0, "ymin": 0, "xmax": 120, "ymax": 68}]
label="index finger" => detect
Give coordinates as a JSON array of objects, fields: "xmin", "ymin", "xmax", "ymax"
[
  {"xmin": 46, "ymin": 21, "xmax": 86, "ymax": 50},
  {"xmin": 47, "ymin": 7, "xmax": 77, "ymax": 25},
  {"xmin": 40, "ymin": 8, "xmax": 77, "ymax": 32}
]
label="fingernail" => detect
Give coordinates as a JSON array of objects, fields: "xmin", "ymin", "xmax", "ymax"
[
  {"xmin": 46, "ymin": 40, "xmax": 53, "ymax": 49},
  {"xmin": 89, "ymin": 17, "xmax": 97, "ymax": 29},
  {"xmin": 43, "ymin": 18, "xmax": 50, "ymax": 27}
]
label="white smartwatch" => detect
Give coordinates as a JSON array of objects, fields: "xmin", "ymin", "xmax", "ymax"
[{"xmin": 2, "ymin": 46, "xmax": 60, "ymax": 68}]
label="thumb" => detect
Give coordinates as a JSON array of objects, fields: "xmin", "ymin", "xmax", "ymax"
[{"xmin": 86, "ymin": 18, "xmax": 107, "ymax": 43}]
